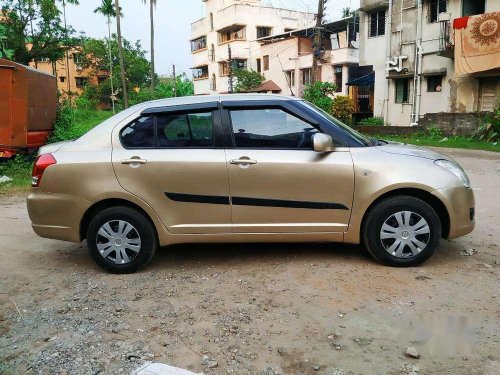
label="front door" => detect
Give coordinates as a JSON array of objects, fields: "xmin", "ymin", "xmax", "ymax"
[
  {"xmin": 112, "ymin": 108, "xmax": 231, "ymax": 234},
  {"xmin": 223, "ymin": 106, "xmax": 354, "ymax": 233}
]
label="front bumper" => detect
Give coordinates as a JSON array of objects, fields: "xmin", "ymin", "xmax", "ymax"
[
  {"xmin": 27, "ymin": 190, "xmax": 92, "ymax": 242},
  {"xmin": 432, "ymin": 186, "xmax": 475, "ymax": 239}
]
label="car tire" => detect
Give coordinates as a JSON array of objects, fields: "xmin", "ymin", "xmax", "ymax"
[
  {"xmin": 362, "ymin": 195, "xmax": 442, "ymax": 267},
  {"xmin": 87, "ymin": 206, "xmax": 158, "ymax": 273}
]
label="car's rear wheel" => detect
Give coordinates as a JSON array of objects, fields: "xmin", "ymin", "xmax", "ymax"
[
  {"xmin": 87, "ymin": 206, "xmax": 157, "ymax": 273},
  {"xmin": 363, "ymin": 195, "xmax": 441, "ymax": 267}
]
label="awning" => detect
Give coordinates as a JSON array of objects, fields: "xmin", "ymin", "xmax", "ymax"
[
  {"xmin": 346, "ymin": 72, "xmax": 374, "ymax": 86},
  {"xmin": 190, "ymin": 64, "xmax": 208, "ymax": 69},
  {"xmin": 422, "ymin": 68, "xmax": 447, "ymax": 76}
]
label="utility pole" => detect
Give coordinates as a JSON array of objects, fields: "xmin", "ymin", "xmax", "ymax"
[
  {"xmin": 172, "ymin": 63, "xmax": 177, "ymax": 97},
  {"xmin": 228, "ymin": 44, "xmax": 233, "ymax": 93},
  {"xmin": 311, "ymin": 0, "xmax": 326, "ymax": 84}
]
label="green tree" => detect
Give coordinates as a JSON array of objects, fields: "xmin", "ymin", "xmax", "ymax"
[
  {"xmin": 141, "ymin": 0, "xmax": 156, "ymax": 89},
  {"xmin": 0, "ymin": 23, "xmax": 14, "ymax": 59},
  {"xmin": 302, "ymin": 82, "xmax": 337, "ymax": 113},
  {"xmin": 233, "ymin": 69, "xmax": 264, "ymax": 93},
  {"xmin": 0, "ymin": 0, "xmax": 78, "ymax": 65},
  {"xmin": 79, "ymin": 36, "xmax": 152, "ymax": 107}
]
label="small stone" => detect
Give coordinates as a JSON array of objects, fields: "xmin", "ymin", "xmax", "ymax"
[
  {"xmin": 405, "ymin": 347, "xmax": 420, "ymax": 359},
  {"xmin": 277, "ymin": 347, "xmax": 285, "ymax": 355},
  {"xmin": 313, "ymin": 365, "xmax": 320, "ymax": 371},
  {"xmin": 415, "ymin": 275, "xmax": 431, "ymax": 281}
]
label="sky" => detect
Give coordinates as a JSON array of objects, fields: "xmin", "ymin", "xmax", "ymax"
[{"xmin": 64, "ymin": 0, "xmax": 360, "ymax": 76}]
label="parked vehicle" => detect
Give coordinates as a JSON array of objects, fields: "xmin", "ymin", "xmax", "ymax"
[
  {"xmin": 27, "ymin": 94, "xmax": 475, "ymax": 273},
  {"xmin": 0, "ymin": 59, "xmax": 57, "ymax": 159}
]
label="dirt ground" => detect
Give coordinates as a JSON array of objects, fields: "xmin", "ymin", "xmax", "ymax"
[{"xmin": 0, "ymin": 147, "xmax": 499, "ymax": 375}]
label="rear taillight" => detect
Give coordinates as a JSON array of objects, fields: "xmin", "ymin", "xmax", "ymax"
[{"xmin": 32, "ymin": 153, "xmax": 57, "ymax": 187}]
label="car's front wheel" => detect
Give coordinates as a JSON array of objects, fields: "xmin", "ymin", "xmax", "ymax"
[
  {"xmin": 87, "ymin": 206, "xmax": 158, "ymax": 273},
  {"xmin": 363, "ymin": 195, "xmax": 442, "ymax": 267}
]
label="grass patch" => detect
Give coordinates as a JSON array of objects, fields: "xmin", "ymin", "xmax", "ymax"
[
  {"xmin": 373, "ymin": 134, "xmax": 500, "ymax": 152},
  {"xmin": 0, "ymin": 109, "xmax": 113, "ymax": 194}
]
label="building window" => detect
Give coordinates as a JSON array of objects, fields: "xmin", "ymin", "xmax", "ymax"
[
  {"xmin": 219, "ymin": 60, "xmax": 246, "ymax": 76},
  {"xmin": 369, "ymin": 10, "xmax": 385, "ymax": 37},
  {"xmin": 334, "ymin": 65, "xmax": 343, "ymax": 92},
  {"xmin": 191, "ymin": 36, "xmax": 207, "ymax": 52},
  {"xmin": 59, "ymin": 76, "xmax": 66, "ymax": 83},
  {"xmin": 192, "ymin": 65, "xmax": 209, "ymax": 80},
  {"xmin": 256, "ymin": 58, "xmax": 261, "ymax": 73},
  {"xmin": 301, "ymin": 68, "xmax": 312, "ymax": 86},
  {"xmin": 72, "ymin": 53, "xmax": 83, "ymax": 64},
  {"xmin": 286, "ymin": 70, "xmax": 295, "ymax": 87},
  {"xmin": 75, "ymin": 77, "xmax": 88, "ymax": 88},
  {"xmin": 395, "ymin": 78, "xmax": 410, "ymax": 103},
  {"xmin": 256, "ymin": 26, "xmax": 272, "ymax": 39},
  {"xmin": 462, "ymin": 0, "xmax": 485, "ymax": 16},
  {"xmin": 263, "ymin": 55, "xmax": 269, "ymax": 71},
  {"xmin": 427, "ymin": 75, "xmax": 442, "ymax": 92},
  {"xmin": 284, "ymin": 28, "xmax": 294, "ymax": 33},
  {"xmin": 428, "ymin": 0, "xmax": 447, "ymax": 23},
  {"xmin": 233, "ymin": 59, "xmax": 247, "ymax": 70},
  {"xmin": 210, "ymin": 74, "xmax": 216, "ymax": 90},
  {"xmin": 218, "ymin": 26, "xmax": 246, "ymax": 44},
  {"xmin": 209, "ymin": 13, "xmax": 214, "ymax": 31}
]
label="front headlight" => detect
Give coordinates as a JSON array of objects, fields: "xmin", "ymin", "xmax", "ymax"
[{"xmin": 434, "ymin": 159, "xmax": 471, "ymax": 188}]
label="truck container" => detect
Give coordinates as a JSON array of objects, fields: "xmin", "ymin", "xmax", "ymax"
[{"xmin": 0, "ymin": 58, "xmax": 57, "ymax": 158}]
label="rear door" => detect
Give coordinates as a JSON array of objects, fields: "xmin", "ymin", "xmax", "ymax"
[
  {"xmin": 112, "ymin": 104, "xmax": 231, "ymax": 234},
  {"xmin": 222, "ymin": 102, "xmax": 354, "ymax": 233}
]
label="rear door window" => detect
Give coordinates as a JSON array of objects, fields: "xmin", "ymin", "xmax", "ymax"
[
  {"xmin": 120, "ymin": 115, "xmax": 155, "ymax": 148},
  {"xmin": 157, "ymin": 112, "xmax": 214, "ymax": 148}
]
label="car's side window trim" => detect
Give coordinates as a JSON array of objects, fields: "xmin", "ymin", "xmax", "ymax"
[
  {"xmin": 119, "ymin": 108, "xmax": 224, "ymax": 149},
  {"xmin": 141, "ymin": 101, "xmax": 219, "ymax": 115},
  {"xmin": 223, "ymin": 104, "xmax": 321, "ymax": 151}
]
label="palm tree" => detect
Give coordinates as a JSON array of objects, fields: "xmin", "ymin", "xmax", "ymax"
[
  {"xmin": 114, "ymin": 0, "xmax": 128, "ymax": 108},
  {"xmin": 94, "ymin": 0, "xmax": 119, "ymax": 113},
  {"xmin": 142, "ymin": 0, "xmax": 157, "ymax": 90}
]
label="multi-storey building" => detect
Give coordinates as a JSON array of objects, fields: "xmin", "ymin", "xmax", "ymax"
[
  {"xmin": 190, "ymin": 0, "xmax": 315, "ymax": 95},
  {"xmin": 29, "ymin": 49, "xmax": 108, "ymax": 98},
  {"xmin": 358, "ymin": 0, "xmax": 500, "ymax": 126},
  {"xmin": 256, "ymin": 17, "xmax": 374, "ymax": 119}
]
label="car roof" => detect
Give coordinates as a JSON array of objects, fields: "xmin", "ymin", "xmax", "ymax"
[{"xmin": 140, "ymin": 93, "xmax": 301, "ymax": 109}]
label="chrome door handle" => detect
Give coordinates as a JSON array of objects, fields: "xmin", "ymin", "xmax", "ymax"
[
  {"xmin": 121, "ymin": 158, "xmax": 147, "ymax": 165},
  {"xmin": 230, "ymin": 158, "xmax": 257, "ymax": 165}
]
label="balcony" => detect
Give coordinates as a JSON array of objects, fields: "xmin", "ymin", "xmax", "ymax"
[
  {"xmin": 437, "ymin": 19, "xmax": 454, "ymax": 58},
  {"xmin": 217, "ymin": 25, "xmax": 246, "ymax": 45},
  {"xmin": 191, "ymin": 17, "xmax": 207, "ymax": 39}
]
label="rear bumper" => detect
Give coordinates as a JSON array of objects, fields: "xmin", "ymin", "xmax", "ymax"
[
  {"xmin": 27, "ymin": 190, "xmax": 92, "ymax": 242},
  {"xmin": 432, "ymin": 186, "xmax": 475, "ymax": 239}
]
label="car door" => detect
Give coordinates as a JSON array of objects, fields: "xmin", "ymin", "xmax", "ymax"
[
  {"xmin": 222, "ymin": 103, "xmax": 354, "ymax": 233},
  {"xmin": 112, "ymin": 105, "xmax": 231, "ymax": 234}
]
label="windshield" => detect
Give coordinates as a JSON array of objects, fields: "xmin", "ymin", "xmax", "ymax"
[{"xmin": 297, "ymin": 100, "xmax": 373, "ymax": 146}]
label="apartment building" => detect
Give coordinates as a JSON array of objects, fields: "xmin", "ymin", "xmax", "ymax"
[
  {"xmin": 358, "ymin": 0, "xmax": 500, "ymax": 127},
  {"xmin": 256, "ymin": 17, "xmax": 374, "ymax": 119},
  {"xmin": 190, "ymin": 0, "xmax": 315, "ymax": 95},
  {"xmin": 30, "ymin": 50, "xmax": 108, "ymax": 98}
]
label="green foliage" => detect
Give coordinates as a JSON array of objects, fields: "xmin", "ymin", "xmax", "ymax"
[
  {"xmin": 302, "ymin": 82, "xmax": 337, "ymax": 113},
  {"xmin": 425, "ymin": 125, "xmax": 444, "ymax": 140},
  {"xmin": 94, "ymin": 0, "xmax": 118, "ymax": 18},
  {"xmin": 0, "ymin": 23, "xmax": 14, "ymax": 59},
  {"xmin": 128, "ymin": 75, "xmax": 194, "ymax": 105},
  {"xmin": 357, "ymin": 117, "xmax": 384, "ymax": 126},
  {"xmin": 1, "ymin": 0, "xmax": 79, "ymax": 65},
  {"xmin": 472, "ymin": 102, "xmax": 500, "ymax": 143},
  {"xmin": 79, "ymin": 36, "xmax": 153, "ymax": 106},
  {"xmin": 233, "ymin": 69, "xmax": 265, "ymax": 93},
  {"xmin": 0, "ymin": 154, "xmax": 34, "ymax": 192},
  {"xmin": 331, "ymin": 95, "xmax": 355, "ymax": 122},
  {"xmin": 49, "ymin": 102, "xmax": 113, "ymax": 142}
]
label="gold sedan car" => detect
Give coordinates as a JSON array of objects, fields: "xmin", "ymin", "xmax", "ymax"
[{"xmin": 27, "ymin": 95, "xmax": 475, "ymax": 273}]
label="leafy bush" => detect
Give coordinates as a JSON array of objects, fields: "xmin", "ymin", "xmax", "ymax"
[
  {"xmin": 357, "ymin": 117, "xmax": 384, "ymax": 126},
  {"xmin": 233, "ymin": 69, "xmax": 265, "ymax": 93},
  {"xmin": 302, "ymin": 82, "xmax": 337, "ymax": 113},
  {"xmin": 473, "ymin": 101, "xmax": 500, "ymax": 143},
  {"xmin": 128, "ymin": 75, "xmax": 194, "ymax": 106},
  {"xmin": 425, "ymin": 125, "xmax": 444, "ymax": 140},
  {"xmin": 331, "ymin": 95, "xmax": 354, "ymax": 122}
]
